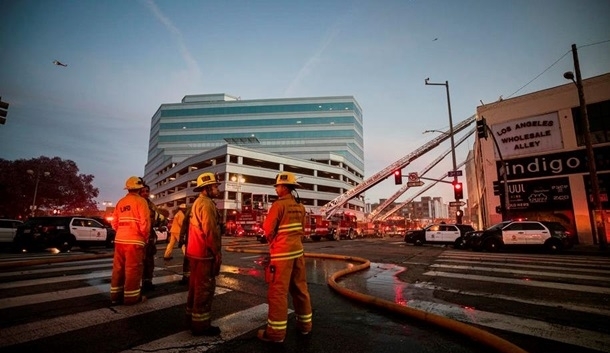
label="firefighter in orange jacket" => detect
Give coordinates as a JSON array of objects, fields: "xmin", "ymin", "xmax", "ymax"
[
  {"xmin": 185, "ymin": 172, "xmax": 222, "ymax": 336},
  {"xmin": 258, "ymin": 171, "xmax": 313, "ymax": 343},
  {"xmin": 110, "ymin": 176, "xmax": 150, "ymax": 305}
]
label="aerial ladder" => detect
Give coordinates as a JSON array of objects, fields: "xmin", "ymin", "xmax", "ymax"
[
  {"xmin": 367, "ymin": 127, "xmax": 475, "ymax": 221},
  {"xmin": 378, "ymin": 158, "xmax": 470, "ymax": 222},
  {"xmin": 319, "ymin": 114, "xmax": 476, "ymax": 219}
]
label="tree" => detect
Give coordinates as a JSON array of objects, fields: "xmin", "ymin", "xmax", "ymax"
[{"xmin": 0, "ymin": 156, "xmax": 99, "ymax": 219}]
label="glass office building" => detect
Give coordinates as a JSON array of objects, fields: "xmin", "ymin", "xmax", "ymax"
[{"xmin": 143, "ymin": 94, "xmax": 366, "ymax": 218}]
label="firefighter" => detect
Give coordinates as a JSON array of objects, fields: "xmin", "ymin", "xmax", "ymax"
[
  {"xmin": 164, "ymin": 203, "xmax": 186, "ymax": 260},
  {"xmin": 110, "ymin": 176, "xmax": 150, "ymax": 305},
  {"xmin": 185, "ymin": 172, "xmax": 222, "ymax": 336},
  {"xmin": 178, "ymin": 204, "xmax": 192, "ymax": 285},
  {"xmin": 258, "ymin": 171, "xmax": 313, "ymax": 343},
  {"xmin": 139, "ymin": 183, "xmax": 166, "ymax": 292}
]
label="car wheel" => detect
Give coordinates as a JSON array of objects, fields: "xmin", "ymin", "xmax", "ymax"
[
  {"xmin": 347, "ymin": 229, "xmax": 355, "ymax": 240},
  {"xmin": 454, "ymin": 238, "xmax": 466, "ymax": 249},
  {"xmin": 484, "ymin": 237, "xmax": 501, "ymax": 252},
  {"xmin": 544, "ymin": 239, "xmax": 562, "ymax": 253},
  {"xmin": 59, "ymin": 236, "xmax": 75, "ymax": 253},
  {"xmin": 311, "ymin": 236, "xmax": 321, "ymax": 241}
]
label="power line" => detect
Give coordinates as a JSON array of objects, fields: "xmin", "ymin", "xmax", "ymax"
[{"xmin": 506, "ymin": 39, "xmax": 610, "ymax": 99}]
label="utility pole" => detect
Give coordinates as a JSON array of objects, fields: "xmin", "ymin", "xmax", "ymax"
[
  {"xmin": 565, "ymin": 44, "xmax": 607, "ymax": 250},
  {"xmin": 425, "ymin": 78, "xmax": 461, "ymax": 223}
]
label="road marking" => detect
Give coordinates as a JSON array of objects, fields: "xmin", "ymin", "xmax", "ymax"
[
  {"xmin": 429, "ymin": 263, "xmax": 610, "ymax": 281},
  {"xmin": 0, "ymin": 287, "xmax": 231, "ymax": 348},
  {"xmin": 412, "ymin": 281, "xmax": 610, "ymax": 317},
  {"xmin": 423, "ymin": 271, "xmax": 610, "ymax": 294},
  {"xmin": 0, "ymin": 274, "xmax": 183, "ymax": 309},
  {"xmin": 121, "ymin": 304, "xmax": 280, "ymax": 353},
  {"xmin": 407, "ymin": 299, "xmax": 610, "ymax": 353},
  {"xmin": 434, "ymin": 259, "xmax": 610, "ymax": 274}
]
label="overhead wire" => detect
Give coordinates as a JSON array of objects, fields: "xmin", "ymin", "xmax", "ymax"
[{"xmin": 506, "ymin": 39, "xmax": 610, "ymax": 99}]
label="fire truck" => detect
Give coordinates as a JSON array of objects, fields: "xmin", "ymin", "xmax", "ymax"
[{"xmin": 327, "ymin": 212, "xmax": 358, "ymax": 240}]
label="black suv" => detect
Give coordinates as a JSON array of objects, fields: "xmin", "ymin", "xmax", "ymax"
[
  {"xmin": 404, "ymin": 223, "xmax": 475, "ymax": 247},
  {"xmin": 14, "ymin": 216, "xmax": 112, "ymax": 253},
  {"xmin": 470, "ymin": 220, "xmax": 573, "ymax": 253}
]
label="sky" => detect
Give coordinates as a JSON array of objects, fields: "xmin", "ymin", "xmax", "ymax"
[{"xmin": 1, "ymin": 0, "xmax": 609, "ymax": 208}]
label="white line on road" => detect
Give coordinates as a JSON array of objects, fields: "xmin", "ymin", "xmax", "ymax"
[
  {"xmin": 407, "ymin": 299, "xmax": 610, "ymax": 353},
  {"xmin": 0, "ymin": 287, "xmax": 231, "ymax": 348},
  {"xmin": 423, "ymin": 271, "xmax": 610, "ymax": 294},
  {"xmin": 429, "ymin": 263, "xmax": 610, "ymax": 281}
]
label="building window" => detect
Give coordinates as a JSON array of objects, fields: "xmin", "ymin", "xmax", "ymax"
[{"xmin": 572, "ymin": 99, "xmax": 610, "ymax": 145}]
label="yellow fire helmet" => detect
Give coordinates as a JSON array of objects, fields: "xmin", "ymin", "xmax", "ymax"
[
  {"xmin": 124, "ymin": 176, "xmax": 145, "ymax": 190},
  {"xmin": 274, "ymin": 171, "xmax": 300, "ymax": 187},
  {"xmin": 193, "ymin": 172, "xmax": 221, "ymax": 192}
]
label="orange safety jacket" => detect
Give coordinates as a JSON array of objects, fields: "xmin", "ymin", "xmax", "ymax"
[
  {"xmin": 112, "ymin": 193, "xmax": 151, "ymax": 247},
  {"xmin": 170, "ymin": 209, "xmax": 185, "ymax": 234},
  {"xmin": 262, "ymin": 193, "xmax": 306, "ymax": 260},
  {"xmin": 186, "ymin": 194, "xmax": 221, "ymax": 260}
]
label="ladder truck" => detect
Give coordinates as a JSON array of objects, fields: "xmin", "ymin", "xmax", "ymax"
[{"xmin": 318, "ymin": 114, "xmax": 476, "ymax": 224}]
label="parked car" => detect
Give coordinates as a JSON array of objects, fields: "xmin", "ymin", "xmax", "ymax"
[
  {"xmin": 154, "ymin": 226, "xmax": 168, "ymax": 243},
  {"xmin": 470, "ymin": 220, "xmax": 573, "ymax": 253},
  {"xmin": 89, "ymin": 216, "xmax": 115, "ymax": 248},
  {"xmin": 0, "ymin": 219, "xmax": 23, "ymax": 245},
  {"xmin": 404, "ymin": 223, "xmax": 475, "ymax": 247},
  {"xmin": 454, "ymin": 229, "xmax": 488, "ymax": 249},
  {"xmin": 14, "ymin": 216, "xmax": 112, "ymax": 252}
]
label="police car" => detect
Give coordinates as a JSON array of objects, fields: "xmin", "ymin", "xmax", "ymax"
[
  {"xmin": 404, "ymin": 223, "xmax": 474, "ymax": 247},
  {"xmin": 470, "ymin": 220, "xmax": 573, "ymax": 253}
]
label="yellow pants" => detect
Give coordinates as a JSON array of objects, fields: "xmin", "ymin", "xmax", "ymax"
[{"xmin": 264, "ymin": 255, "xmax": 312, "ymax": 341}]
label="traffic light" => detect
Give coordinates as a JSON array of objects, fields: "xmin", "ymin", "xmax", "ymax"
[
  {"xmin": 476, "ymin": 117, "xmax": 488, "ymax": 139},
  {"xmin": 456, "ymin": 209, "xmax": 463, "ymax": 224},
  {"xmin": 394, "ymin": 170, "xmax": 402, "ymax": 185},
  {"xmin": 0, "ymin": 97, "xmax": 9, "ymax": 125},
  {"xmin": 453, "ymin": 181, "xmax": 463, "ymax": 200}
]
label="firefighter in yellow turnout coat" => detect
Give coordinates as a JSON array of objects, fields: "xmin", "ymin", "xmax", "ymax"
[
  {"xmin": 258, "ymin": 172, "xmax": 313, "ymax": 343},
  {"xmin": 185, "ymin": 172, "xmax": 222, "ymax": 336},
  {"xmin": 110, "ymin": 176, "xmax": 150, "ymax": 305}
]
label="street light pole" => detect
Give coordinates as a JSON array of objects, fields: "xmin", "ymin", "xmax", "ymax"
[
  {"xmin": 27, "ymin": 169, "xmax": 50, "ymax": 217},
  {"xmin": 426, "ymin": 78, "xmax": 460, "ymax": 223},
  {"xmin": 231, "ymin": 175, "xmax": 245, "ymax": 212},
  {"xmin": 564, "ymin": 43, "xmax": 607, "ymax": 250}
]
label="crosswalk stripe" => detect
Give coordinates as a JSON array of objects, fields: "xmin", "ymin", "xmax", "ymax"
[
  {"xmin": 0, "ymin": 270, "xmax": 113, "ymax": 289},
  {"xmin": 0, "ymin": 287, "xmax": 231, "ymax": 348},
  {"xmin": 407, "ymin": 299, "xmax": 610, "ymax": 353},
  {"xmin": 121, "ymin": 304, "xmax": 276, "ymax": 353},
  {"xmin": 434, "ymin": 259, "xmax": 610, "ymax": 274},
  {"xmin": 0, "ymin": 273, "xmax": 183, "ymax": 310},
  {"xmin": 423, "ymin": 270, "xmax": 610, "ymax": 294},
  {"xmin": 429, "ymin": 263, "xmax": 610, "ymax": 281},
  {"xmin": 412, "ymin": 281, "xmax": 610, "ymax": 317}
]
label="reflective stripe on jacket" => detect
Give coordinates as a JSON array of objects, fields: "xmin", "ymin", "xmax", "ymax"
[
  {"xmin": 112, "ymin": 193, "xmax": 151, "ymax": 247},
  {"xmin": 262, "ymin": 194, "xmax": 306, "ymax": 261},
  {"xmin": 186, "ymin": 194, "xmax": 221, "ymax": 260}
]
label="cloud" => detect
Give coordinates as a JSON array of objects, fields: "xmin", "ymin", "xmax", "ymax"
[{"xmin": 142, "ymin": 0, "xmax": 201, "ymax": 79}]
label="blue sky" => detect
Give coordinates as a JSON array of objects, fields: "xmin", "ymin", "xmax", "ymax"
[{"xmin": 1, "ymin": 0, "xmax": 609, "ymax": 208}]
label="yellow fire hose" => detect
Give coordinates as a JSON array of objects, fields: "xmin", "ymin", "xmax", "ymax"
[{"xmin": 225, "ymin": 238, "xmax": 528, "ymax": 353}]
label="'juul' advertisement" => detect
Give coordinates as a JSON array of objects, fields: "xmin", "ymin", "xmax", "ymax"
[{"xmin": 499, "ymin": 177, "xmax": 572, "ymax": 211}]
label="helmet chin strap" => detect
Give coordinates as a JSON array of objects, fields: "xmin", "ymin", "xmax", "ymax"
[{"xmin": 292, "ymin": 189, "xmax": 301, "ymax": 204}]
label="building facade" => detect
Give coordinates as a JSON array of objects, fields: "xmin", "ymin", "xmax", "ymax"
[
  {"xmin": 469, "ymin": 73, "xmax": 610, "ymax": 245},
  {"xmin": 143, "ymin": 94, "xmax": 366, "ymax": 220}
]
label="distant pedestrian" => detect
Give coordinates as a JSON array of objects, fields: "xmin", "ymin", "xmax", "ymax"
[
  {"xmin": 110, "ymin": 176, "xmax": 150, "ymax": 305},
  {"xmin": 185, "ymin": 172, "xmax": 223, "ymax": 336},
  {"xmin": 164, "ymin": 204, "xmax": 186, "ymax": 260},
  {"xmin": 139, "ymin": 183, "xmax": 166, "ymax": 292},
  {"xmin": 178, "ymin": 205, "xmax": 192, "ymax": 285},
  {"xmin": 258, "ymin": 172, "xmax": 312, "ymax": 343}
]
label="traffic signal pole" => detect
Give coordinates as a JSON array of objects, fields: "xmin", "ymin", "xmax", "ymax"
[{"xmin": 425, "ymin": 79, "xmax": 460, "ymax": 223}]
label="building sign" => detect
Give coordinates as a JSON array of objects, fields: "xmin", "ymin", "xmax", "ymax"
[
  {"xmin": 491, "ymin": 112, "xmax": 563, "ymax": 159},
  {"xmin": 501, "ymin": 177, "xmax": 572, "ymax": 211},
  {"xmin": 497, "ymin": 145, "xmax": 610, "ymax": 180}
]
